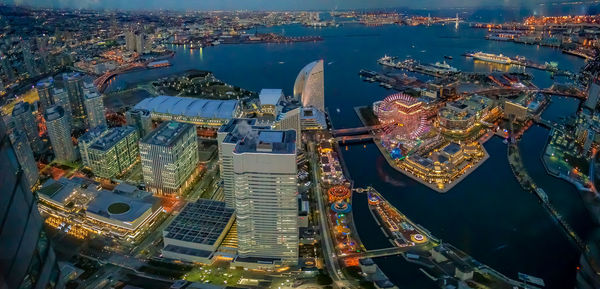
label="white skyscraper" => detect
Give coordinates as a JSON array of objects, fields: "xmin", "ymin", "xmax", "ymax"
[
  {"xmin": 8, "ymin": 130, "xmax": 39, "ymax": 189},
  {"xmin": 217, "ymin": 118, "xmax": 261, "ymax": 208},
  {"xmin": 44, "ymin": 105, "xmax": 76, "ymax": 163},
  {"xmin": 293, "ymin": 60, "xmax": 325, "ymax": 112},
  {"xmin": 139, "ymin": 121, "xmax": 200, "ymax": 195},
  {"xmin": 220, "ymin": 119, "xmax": 298, "ymax": 266},
  {"xmin": 84, "ymin": 91, "xmax": 107, "ymax": 129}
]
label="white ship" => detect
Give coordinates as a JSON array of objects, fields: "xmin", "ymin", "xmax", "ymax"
[{"xmin": 469, "ymin": 52, "xmax": 512, "ymax": 64}]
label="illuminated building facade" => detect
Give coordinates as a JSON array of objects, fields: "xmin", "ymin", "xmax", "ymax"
[
  {"xmin": 83, "ymin": 91, "xmax": 107, "ymax": 129},
  {"xmin": 11, "ymin": 101, "xmax": 43, "ymax": 153},
  {"xmin": 294, "ymin": 60, "xmax": 325, "ymax": 112},
  {"xmin": 44, "ymin": 105, "xmax": 77, "ymax": 163},
  {"xmin": 79, "ymin": 126, "xmax": 140, "ymax": 179},
  {"xmin": 36, "ymin": 77, "xmax": 54, "ymax": 110},
  {"xmin": 134, "ymin": 95, "xmax": 240, "ymax": 128},
  {"xmin": 62, "ymin": 72, "xmax": 85, "ymax": 118},
  {"xmin": 437, "ymin": 94, "xmax": 495, "ymax": 137},
  {"xmin": 37, "ymin": 178, "xmax": 162, "ymax": 240},
  {"xmin": 140, "ymin": 121, "xmax": 200, "ymax": 196},
  {"xmin": 224, "ymin": 123, "xmax": 298, "ymax": 266}
]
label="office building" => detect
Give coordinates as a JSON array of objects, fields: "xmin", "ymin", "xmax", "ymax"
[
  {"xmin": 294, "ymin": 60, "xmax": 325, "ymax": 111},
  {"xmin": 139, "ymin": 121, "xmax": 200, "ymax": 195},
  {"xmin": 277, "ymin": 107, "xmax": 302, "ymax": 150},
  {"xmin": 62, "ymin": 72, "xmax": 85, "ymax": 118},
  {"xmin": 162, "ymin": 199, "xmax": 235, "ymax": 264},
  {"xmin": 134, "ymin": 95, "xmax": 240, "ymax": 128},
  {"xmin": 585, "ymin": 77, "xmax": 600, "ymax": 111},
  {"xmin": 0, "ymin": 119, "xmax": 62, "ymax": 289},
  {"xmin": 217, "ymin": 119, "xmax": 264, "ymax": 208},
  {"xmin": 36, "ymin": 77, "xmax": 54, "ymax": 110},
  {"xmin": 52, "ymin": 87, "xmax": 71, "ymax": 120},
  {"xmin": 126, "ymin": 108, "xmax": 153, "ymax": 138},
  {"xmin": 83, "ymin": 91, "xmax": 106, "ymax": 129},
  {"xmin": 44, "ymin": 105, "xmax": 76, "ymax": 163},
  {"xmin": 222, "ymin": 121, "xmax": 298, "ymax": 266},
  {"xmin": 11, "ymin": 101, "xmax": 43, "ymax": 153},
  {"xmin": 79, "ymin": 126, "xmax": 139, "ymax": 179},
  {"xmin": 9, "ymin": 130, "xmax": 39, "ymax": 189}
]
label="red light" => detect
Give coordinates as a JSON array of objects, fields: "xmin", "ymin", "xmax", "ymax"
[{"xmin": 577, "ymin": 266, "xmax": 580, "ymax": 270}]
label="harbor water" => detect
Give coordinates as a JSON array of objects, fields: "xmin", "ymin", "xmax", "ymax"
[{"xmin": 107, "ymin": 22, "xmax": 592, "ymax": 288}]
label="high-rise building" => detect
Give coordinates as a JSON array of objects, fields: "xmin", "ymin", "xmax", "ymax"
[
  {"xmin": 233, "ymin": 129, "xmax": 298, "ymax": 266},
  {"xmin": 79, "ymin": 126, "xmax": 139, "ymax": 179},
  {"xmin": 135, "ymin": 31, "xmax": 145, "ymax": 54},
  {"xmin": 126, "ymin": 108, "xmax": 153, "ymax": 138},
  {"xmin": 52, "ymin": 87, "xmax": 71, "ymax": 120},
  {"xmin": 11, "ymin": 101, "xmax": 43, "ymax": 153},
  {"xmin": 139, "ymin": 121, "xmax": 200, "ymax": 195},
  {"xmin": 36, "ymin": 77, "xmax": 54, "ymax": 111},
  {"xmin": 62, "ymin": 72, "xmax": 85, "ymax": 118},
  {"xmin": 217, "ymin": 118, "xmax": 262, "ymax": 208},
  {"xmin": 44, "ymin": 105, "xmax": 76, "ymax": 163},
  {"xmin": 293, "ymin": 60, "xmax": 325, "ymax": 112},
  {"xmin": 1, "ymin": 54, "xmax": 15, "ymax": 81},
  {"xmin": 0, "ymin": 119, "xmax": 62, "ymax": 289},
  {"xmin": 585, "ymin": 77, "xmax": 600, "ymax": 111},
  {"xmin": 219, "ymin": 119, "xmax": 298, "ymax": 265},
  {"xmin": 125, "ymin": 30, "xmax": 136, "ymax": 52},
  {"xmin": 277, "ymin": 107, "xmax": 302, "ymax": 150},
  {"xmin": 83, "ymin": 91, "xmax": 106, "ymax": 129},
  {"xmin": 9, "ymin": 129, "xmax": 39, "ymax": 189}
]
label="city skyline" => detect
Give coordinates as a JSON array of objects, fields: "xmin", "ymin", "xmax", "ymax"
[
  {"xmin": 1, "ymin": 3, "xmax": 600, "ymax": 289},
  {"xmin": 6, "ymin": 0, "xmax": 600, "ymax": 11}
]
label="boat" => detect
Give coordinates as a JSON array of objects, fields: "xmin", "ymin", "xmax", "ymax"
[
  {"xmin": 444, "ymin": 55, "xmax": 453, "ymax": 60},
  {"xmin": 426, "ymin": 61, "xmax": 458, "ymax": 73},
  {"xmin": 468, "ymin": 51, "xmax": 512, "ymax": 64}
]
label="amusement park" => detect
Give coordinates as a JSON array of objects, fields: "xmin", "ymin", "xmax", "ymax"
[{"xmin": 363, "ymin": 92, "xmax": 492, "ymax": 192}]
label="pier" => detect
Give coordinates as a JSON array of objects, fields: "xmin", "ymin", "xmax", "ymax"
[{"xmin": 507, "ymin": 142, "xmax": 587, "ymax": 252}]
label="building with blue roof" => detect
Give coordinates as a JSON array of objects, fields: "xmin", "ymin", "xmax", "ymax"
[{"xmin": 133, "ymin": 95, "xmax": 240, "ymax": 127}]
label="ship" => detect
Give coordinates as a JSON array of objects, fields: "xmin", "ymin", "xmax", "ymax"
[
  {"xmin": 426, "ymin": 61, "xmax": 458, "ymax": 73},
  {"xmin": 467, "ymin": 52, "xmax": 512, "ymax": 64}
]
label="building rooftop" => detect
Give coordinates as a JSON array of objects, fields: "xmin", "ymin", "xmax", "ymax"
[
  {"xmin": 44, "ymin": 105, "xmax": 66, "ymax": 122},
  {"xmin": 259, "ymin": 89, "xmax": 283, "ymax": 106},
  {"xmin": 442, "ymin": 142, "xmax": 461, "ymax": 156},
  {"xmin": 234, "ymin": 129, "xmax": 296, "ymax": 154},
  {"xmin": 141, "ymin": 121, "xmax": 193, "ymax": 147},
  {"xmin": 38, "ymin": 177, "xmax": 86, "ymax": 205},
  {"xmin": 164, "ymin": 199, "xmax": 234, "ymax": 246},
  {"xmin": 84, "ymin": 91, "xmax": 100, "ymax": 100},
  {"xmin": 36, "ymin": 77, "xmax": 53, "ymax": 88},
  {"xmin": 12, "ymin": 101, "xmax": 31, "ymax": 116},
  {"xmin": 86, "ymin": 189, "xmax": 158, "ymax": 223},
  {"xmin": 134, "ymin": 95, "xmax": 239, "ymax": 119},
  {"xmin": 78, "ymin": 125, "xmax": 108, "ymax": 144},
  {"xmin": 89, "ymin": 126, "xmax": 137, "ymax": 152}
]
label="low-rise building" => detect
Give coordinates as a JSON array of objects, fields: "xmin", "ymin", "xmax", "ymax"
[
  {"xmin": 37, "ymin": 178, "xmax": 162, "ymax": 240},
  {"xmin": 133, "ymin": 95, "xmax": 240, "ymax": 128},
  {"xmin": 162, "ymin": 199, "xmax": 235, "ymax": 264}
]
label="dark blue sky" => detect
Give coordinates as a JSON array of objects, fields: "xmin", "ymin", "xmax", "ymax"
[{"xmin": 5, "ymin": 0, "xmax": 598, "ymax": 10}]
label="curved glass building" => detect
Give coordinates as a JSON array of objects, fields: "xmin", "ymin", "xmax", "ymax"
[{"xmin": 293, "ymin": 60, "xmax": 325, "ymax": 112}]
